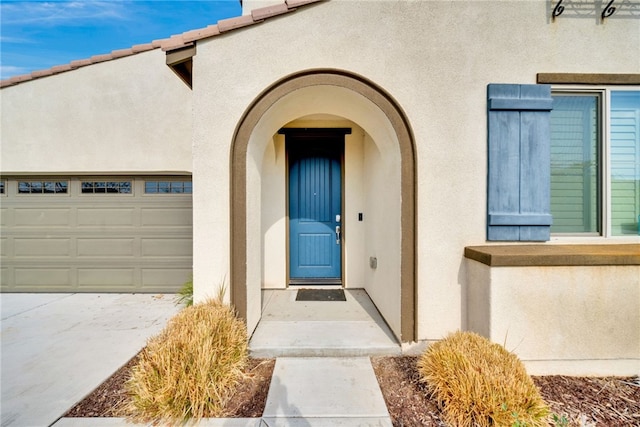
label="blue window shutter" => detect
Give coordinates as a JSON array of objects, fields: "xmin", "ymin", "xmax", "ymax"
[{"xmin": 487, "ymin": 84, "xmax": 553, "ymax": 241}]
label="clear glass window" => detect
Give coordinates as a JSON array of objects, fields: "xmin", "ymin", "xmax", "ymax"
[
  {"xmin": 551, "ymin": 88, "xmax": 640, "ymax": 237},
  {"xmin": 550, "ymin": 95, "xmax": 601, "ymax": 234},
  {"xmin": 145, "ymin": 181, "xmax": 192, "ymax": 194},
  {"xmin": 18, "ymin": 181, "xmax": 68, "ymax": 194},
  {"xmin": 610, "ymin": 91, "xmax": 640, "ymax": 236},
  {"xmin": 81, "ymin": 181, "xmax": 132, "ymax": 194}
]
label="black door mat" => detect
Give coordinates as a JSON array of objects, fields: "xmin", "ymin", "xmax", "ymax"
[{"xmin": 296, "ymin": 289, "xmax": 346, "ymax": 302}]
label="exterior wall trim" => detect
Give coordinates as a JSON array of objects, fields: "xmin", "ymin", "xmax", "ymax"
[
  {"xmin": 229, "ymin": 68, "xmax": 417, "ymax": 341},
  {"xmin": 537, "ymin": 73, "xmax": 640, "ymax": 85},
  {"xmin": 465, "ymin": 244, "xmax": 640, "ymax": 267}
]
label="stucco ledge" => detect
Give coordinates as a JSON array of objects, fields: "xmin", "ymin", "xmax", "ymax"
[{"xmin": 464, "ymin": 244, "xmax": 640, "ymax": 267}]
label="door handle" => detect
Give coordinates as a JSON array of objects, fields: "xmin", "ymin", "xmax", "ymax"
[{"xmin": 335, "ymin": 225, "xmax": 341, "ymax": 244}]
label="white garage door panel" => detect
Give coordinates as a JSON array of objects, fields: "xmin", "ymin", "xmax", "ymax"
[
  {"xmin": 14, "ymin": 208, "xmax": 71, "ymax": 226},
  {"xmin": 141, "ymin": 208, "xmax": 192, "ymax": 226},
  {"xmin": 77, "ymin": 208, "xmax": 136, "ymax": 226},
  {"xmin": 14, "ymin": 238, "xmax": 72, "ymax": 257},
  {"xmin": 78, "ymin": 269, "xmax": 136, "ymax": 287},
  {"xmin": 77, "ymin": 238, "xmax": 136, "ymax": 257},
  {"xmin": 141, "ymin": 238, "xmax": 192, "ymax": 256},
  {"xmin": 15, "ymin": 268, "xmax": 72, "ymax": 288},
  {"xmin": 1, "ymin": 177, "xmax": 192, "ymax": 292},
  {"xmin": 142, "ymin": 269, "xmax": 193, "ymax": 289}
]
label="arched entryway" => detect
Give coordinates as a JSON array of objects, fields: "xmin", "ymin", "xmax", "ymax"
[{"xmin": 230, "ymin": 69, "xmax": 416, "ymax": 342}]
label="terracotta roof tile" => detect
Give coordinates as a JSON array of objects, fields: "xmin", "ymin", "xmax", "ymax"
[
  {"xmin": 161, "ymin": 35, "xmax": 192, "ymax": 52},
  {"xmin": 218, "ymin": 14, "xmax": 258, "ymax": 33},
  {"xmin": 182, "ymin": 25, "xmax": 221, "ymax": 43},
  {"xmin": 0, "ymin": 0, "xmax": 324, "ymax": 88},
  {"xmin": 131, "ymin": 43, "xmax": 155, "ymax": 53},
  {"xmin": 10, "ymin": 74, "xmax": 33, "ymax": 84},
  {"xmin": 31, "ymin": 69, "xmax": 54, "ymax": 78},
  {"xmin": 70, "ymin": 59, "xmax": 93, "ymax": 68},
  {"xmin": 50, "ymin": 64, "xmax": 73, "ymax": 73},
  {"xmin": 286, "ymin": 0, "xmax": 322, "ymax": 7},
  {"xmin": 111, "ymin": 48, "xmax": 134, "ymax": 58},
  {"xmin": 252, "ymin": 3, "xmax": 293, "ymax": 21},
  {"xmin": 90, "ymin": 53, "xmax": 113, "ymax": 63}
]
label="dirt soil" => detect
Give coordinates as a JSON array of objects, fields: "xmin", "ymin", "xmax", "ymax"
[{"xmin": 67, "ymin": 355, "xmax": 640, "ymax": 426}]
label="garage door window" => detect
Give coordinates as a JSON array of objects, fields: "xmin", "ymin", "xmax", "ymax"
[
  {"xmin": 145, "ymin": 180, "xmax": 192, "ymax": 194},
  {"xmin": 0, "ymin": 180, "xmax": 5, "ymax": 194},
  {"xmin": 81, "ymin": 181, "xmax": 132, "ymax": 194},
  {"xmin": 18, "ymin": 181, "xmax": 68, "ymax": 194}
]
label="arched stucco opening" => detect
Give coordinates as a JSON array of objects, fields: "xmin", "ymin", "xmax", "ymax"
[{"xmin": 230, "ymin": 69, "xmax": 416, "ymax": 342}]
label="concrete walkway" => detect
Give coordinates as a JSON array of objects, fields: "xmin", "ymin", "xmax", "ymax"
[
  {"xmin": 0, "ymin": 293, "xmax": 180, "ymax": 427},
  {"xmin": 250, "ymin": 289, "xmax": 400, "ymax": 357},
  {"xmin": 261, "ymin": 357, "xmax": 391, "ymax": 426},
  {"xmin": 1, "ymin": 291, "xmax": 395, "ymax": 427}
]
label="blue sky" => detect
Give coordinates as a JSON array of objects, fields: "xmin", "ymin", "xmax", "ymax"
[{"xmin": 0, "ymin": 0, "xmax": 242, "ymax": 80}]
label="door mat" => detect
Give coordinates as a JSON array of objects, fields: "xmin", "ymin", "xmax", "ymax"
[{"xmin": 295, "ymin": 289, "xmax": 346, "ymax": 302}]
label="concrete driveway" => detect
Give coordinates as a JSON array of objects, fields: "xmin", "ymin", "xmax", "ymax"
[{"xmin": 0, "ymin": 293, "xmax": 180, "ymax": 427}]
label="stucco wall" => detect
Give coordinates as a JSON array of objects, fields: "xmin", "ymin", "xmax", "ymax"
[
  {"xmin": 192, "ymin": 0, "xmax": 640, "ymax": 341},
  {"xmin": 466, "ymin": 259, "xmax": 640, "ymax": 376},
  {"xmin": 1, "ymin": 49, "xmax": 192, "ymax": 174}
]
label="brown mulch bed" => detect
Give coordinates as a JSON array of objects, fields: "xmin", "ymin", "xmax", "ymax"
[
  {"xmin": 65, "ymin": 355, "xmax": 275, "ymax": 418},
  {"xmin": 371, "ymin": 356, "xmax": 640, "ymax": 427},
  {"xmin": 67, "ymin": 355, "xmax": 640, "ymax": 426}
]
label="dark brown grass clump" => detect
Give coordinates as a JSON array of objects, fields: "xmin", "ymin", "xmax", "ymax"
[
  {"xmin": 125, "ymin": 299, "xmax": 248, "ymax": 425},
  {"xmin": 417, "ymin": 331, "xmax": 549, "ymax": 427}
]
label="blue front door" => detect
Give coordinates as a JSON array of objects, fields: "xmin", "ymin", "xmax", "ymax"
[{"xmin": 288, "ymin": 137, "xmax": 342, "ymax": 283}]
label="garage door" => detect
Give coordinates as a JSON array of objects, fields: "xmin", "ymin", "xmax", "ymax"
[{"xmin": 0, "ymin": 177, "xmax": 192, "ymax": 292}]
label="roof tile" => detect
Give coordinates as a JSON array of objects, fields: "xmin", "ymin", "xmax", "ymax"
[
  {"xmin": 31, "ymin": 69, "xmax": 55, "ymax": 78},
  {"xmin": 111, "ymin": 48, "xmax": 134, "ymax": 58},
  {"xmin": 0, "ymin": 0, "xmax": 325, "ymax": 88},
  {"xmin": 70, "ymin": 59, "xmax": 93, "ymax": 69},
  {"xmin": 131, "ymin": 43, "xmax": 155, "ymax": 53},
  {"xmin": 90, "ymin": 53, "xmax": 113, "ymax": 63},
  {"xmin": 286, "ymin": 0, "xmax": 323, "ymax": 7},
  {"xmin": 50, "ymin": 64, "xmax": 72, "ymax": 73},
  {"xmin": 252, "ymin": 3, "xmax": 292, "ymax": 21},
  {"xmin": 182, "ymin": 25, "xmax": 221, "ymax": 43},
  {"xmin": 10, "ymin": 74, "xmax": 33, "ymax": 84},
  {"xmin": 161, "ymin": 35, "xmax": 191, "ymax": 52},
  {"xmin": 218, "ymin": 14, "xmax": 259, "ymax": 33}
]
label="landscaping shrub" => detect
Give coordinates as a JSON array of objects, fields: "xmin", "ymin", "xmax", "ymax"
[
  {"xmin": 126, "ymin": 299, "xmax": 248, "ymax": 425},
  {"xmin": 175, "ymin": 276, "xmax": 194, "ymax": 307},
  {"xmin": 417, "ymin": 331, "xmax": 549, "ymax": 427}
]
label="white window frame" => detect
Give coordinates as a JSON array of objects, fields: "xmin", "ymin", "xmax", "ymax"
[{"xmin": 550, "ymin": 85, "xmax": 640, "ymax": 241}]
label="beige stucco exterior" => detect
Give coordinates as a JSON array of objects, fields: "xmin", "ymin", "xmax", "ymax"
[
  {"xmin": 2, "ymin": 0, "xmax": 639, "ymax": 374},
  {"xmin": 1, "ymin": 49, "xmax": 192, "ymax": 174},
  {"xmin": 191, "ymin": 0, "xmax": 639, "ymax": 364},
  {"xmin": 466, "ymin": 259, "xmax": 640, "ymax": 375}
]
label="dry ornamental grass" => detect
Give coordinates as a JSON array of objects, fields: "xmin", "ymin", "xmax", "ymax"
[
  {"xmin": 418, "ymin": 331, "xmax": 549, "ymax": 427},
  {"xmin": 125, "ymin": 299, "xmax": 248, "ymax": 426}
]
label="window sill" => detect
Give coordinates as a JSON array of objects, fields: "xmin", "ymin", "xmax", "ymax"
[{"xmin": 464, "ymin": 244, "xmax": 640, "ymax": 267}]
